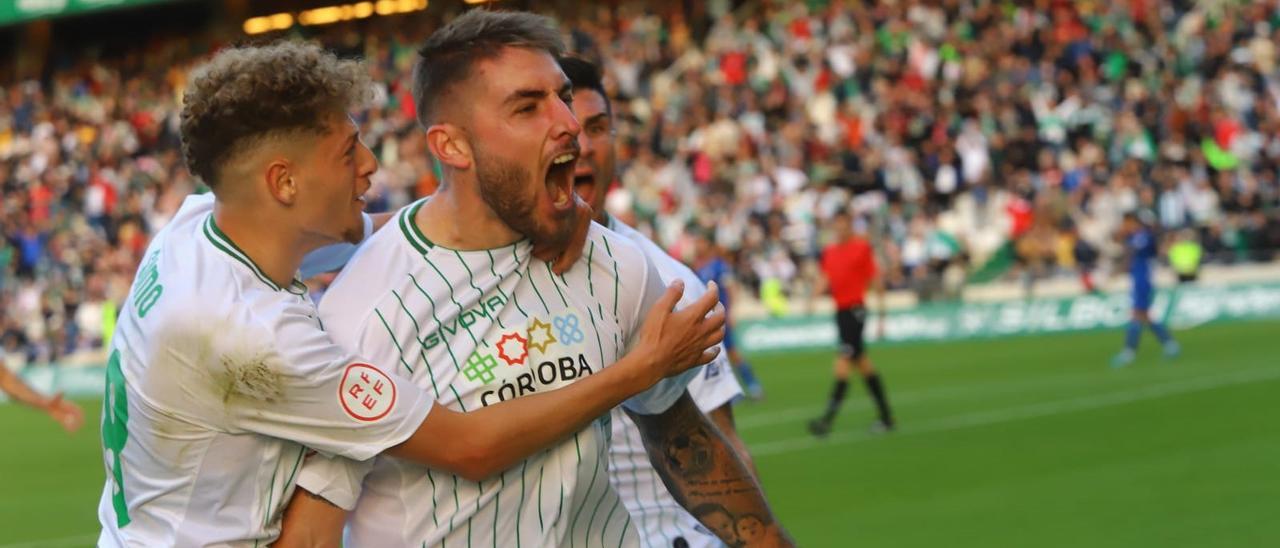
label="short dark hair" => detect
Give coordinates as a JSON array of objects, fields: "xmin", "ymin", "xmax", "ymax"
[
  {"xmin": 179, "ymin": 41, "xmax": 372, "ymax": 188},
  {"xmin": 412, "ymin": 10, "xmax": 565, "ymax": 126},
  {"xmin": 558, "ymin": 55, "xmax": 610, "ymax": 114}
]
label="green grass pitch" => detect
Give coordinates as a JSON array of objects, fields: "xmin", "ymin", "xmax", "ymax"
[{"xmin": 2, "ymin": 320, "xmax": 1276, "ymax": 547}]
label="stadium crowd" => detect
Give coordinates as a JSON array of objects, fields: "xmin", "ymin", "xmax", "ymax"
[{"xmin": 3, "ymin": 0, "xmax": 1280, "ymax": 366}]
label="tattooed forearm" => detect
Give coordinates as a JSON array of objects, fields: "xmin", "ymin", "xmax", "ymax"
[
  {"xmin": 662, "ymin": 427, "xmax": 716, "ymax": 477},
  {"xmin": 628, "ymin": 392, "xmax": 794, "ymax": 547}
]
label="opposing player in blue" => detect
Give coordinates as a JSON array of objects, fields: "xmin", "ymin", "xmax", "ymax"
[
  {"xmin": 692, "ymin": 232, "xmax": 766, "ymax": 399},
  {"xmin": 1112, "ymin": 212, "xmax": 1180, "ymax": 367}
]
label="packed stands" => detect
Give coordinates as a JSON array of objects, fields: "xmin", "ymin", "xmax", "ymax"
[{"xmin": 3, "ymin": 0, "xmax": 1279, "ymax": 366}]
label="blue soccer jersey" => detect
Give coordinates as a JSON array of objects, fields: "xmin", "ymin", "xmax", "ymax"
[
  {"xmin": 695, "ymin": 257, "xmax": 736, "ymax": 350},
  {"xmin": 1128, "ymin": 229, "xmax": 1157, "ymax": 311}
]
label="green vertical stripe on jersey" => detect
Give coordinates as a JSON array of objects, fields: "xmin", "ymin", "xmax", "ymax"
[
  {"xmin": 407, "ymin": 272, "xmax": 469, "ymax": 412},
  {"xmin": 391, "ymin": 292, "xmax": 452, "ymax": 400},
  {"xmin": 257, "ymin": 453, "xmax": 283, "ymax": 546},
  {"xmin": 637, "ymin": 427, "xmax": 671, "ymax": 548},
  {"xmin": 517, "ymin": 459, "xmax": 528, "ymax": 547},
  {"xmin": 585, "ymin": 308, "xmax": 606, "ymax": 377},
  {"xmin": 450, "ymin": 473, "xmax": 463, "ymax": 546},
  {"xmin": 627, "ymin": 437, "xmax": 654, "ymax": 548},
  {"xmin": 600, "ymin": 235, "xmax": 620, "ymax": 317},
  {"xmin": 544, "ymin": 263, "xmax": 570, "ymax": 307},
  {"xmin": 407, "ymin": 272, "xmax": 457, "ymax": 371},
  {"xmin": 569, "ymin": 434, "xmax": 602, "ymax": 548},
  {"xmin": 470, "ymin": 476, "xmax": 484, "ymax": 548},
  {"xmin": 494, "ymin": 472, "xmax": 505, "ymax": 548},
  {"xmin": 523, "ymin": 262, "xmax": 551, "ymax": 314},
  {"xmin": 537, "ymin": 458, "xmax": 547, "ymax": 533},
  {"xmin": 582, "ymin": 435, "xmax": 609, "ymax": 547},
  {"xmin": 586, "ymin": 242, "xmax": 596, "ymax": 297},
  {"xmin": 425, "ymin": 468, "xmax": 441, "ymax": 527},
  {"xmin": 374, "ymin": 307, "xmax": 420, "ymax": 374},
  {"xmin": 425, "ymin": 252, "xmax": 481, "ymax": 347},
  {"xmin": 488, "ymin": 249, "xmax": 528, "ymax": 318},
  {"xmin": 563, "ymin": 435, "xmax": 579, "ymax": 538},
  {"xmin": 260, "ymin": 445, "xmax": 307, "ymax": 545},
  {"xmin": 558, "ymin": 483, "xmax": 566, "ymax": 542},
  {"xmin": 282, "ymin": 446, "xmax": 305, "ymax": 499},
  {"xmin": 615, "ymin": 507, "xmax": 632, "ymax": 548},
  {"xmin": 454, "ymin": 250, "xmax": 505, "ymax": 330}
]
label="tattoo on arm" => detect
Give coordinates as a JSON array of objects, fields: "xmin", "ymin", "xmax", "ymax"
[{"xmin": 629, "ymin": 392, "xmax": 790, "ymax": 547}]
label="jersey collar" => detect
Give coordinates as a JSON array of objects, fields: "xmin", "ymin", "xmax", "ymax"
[
  {"xmin": 398, "ymin": 197, "xmax": 531, "ymax": 256},
  {"xmin": 399, "ymin": 198, "xmax": 434, "ymax": 255},
  {"xmin": 203, "ymin": 215, "xmax": 307, "ymax": 296}
]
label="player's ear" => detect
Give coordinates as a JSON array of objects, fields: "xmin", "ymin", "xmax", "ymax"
[
  {"xmin": 264, "ymin": 159, "xmax": 298, "ymax": 206},
  {"xmin": 426, "ymin": 124, "xmax": 472, "ymax": 171}
]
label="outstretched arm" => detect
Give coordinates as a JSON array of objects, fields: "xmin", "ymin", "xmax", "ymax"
[
  {"xmin": 0, "ymin": 363, "xmax": 83, "ymax": 432},
  {"xmin": 628, "ymin": 393, "xmax": 792, "ymax": 547}
]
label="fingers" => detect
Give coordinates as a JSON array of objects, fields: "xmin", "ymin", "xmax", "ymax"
[
  {"xmin": 648, "ymin": 279, "xmax": 685, "ymax": 317},
  {"xmin": 702, "ymin": 305, "xmax": 726, "ymax": 331},
  {"xmin": 49, "ymin": 395, "xmax": 84, "ymax": 432},
  {"xmin": 677, "ymin": 281, "xmax": 720, "ymax": 319},
  {"xmin": 531, "ymin": 245, "xmax": 557, "ymax": 263},
  {"xmin": 695, "ymin": 346, "xmax": 722, "ymax": 366}
]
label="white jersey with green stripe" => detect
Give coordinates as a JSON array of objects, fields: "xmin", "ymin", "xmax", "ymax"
[
  {"xmin": 295, "ymin": 198, "xmax": 693, "ymax": 547},
  {"xmin": 96, "ymin": 193, "xmax": 430, "ymax": 547},
  {"xmin": 605, "ymin": 216, "xmax": 743, "ymax": 548}
]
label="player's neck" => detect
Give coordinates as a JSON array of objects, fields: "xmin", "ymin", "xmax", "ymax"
[
  {"xmin": 213, "ymin": 203, "xmax": 308, "ymax": 289},
  {"xmin": 416, "ymin": 186, "xmax": 522, "ymax": 250}
]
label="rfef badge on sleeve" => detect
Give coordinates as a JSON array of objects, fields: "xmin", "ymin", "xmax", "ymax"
[{"xmin": 339, "ymin": 363, "xmax": 397, "ymax": 421}]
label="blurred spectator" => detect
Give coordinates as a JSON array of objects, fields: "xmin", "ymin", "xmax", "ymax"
[{"xmin": 3, "ymin": 0, "xmax": 1280, "ymax": 365}]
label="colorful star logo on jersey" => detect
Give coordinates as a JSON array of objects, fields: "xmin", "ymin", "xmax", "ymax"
[
  {"xmin": 527, "ymin": 317, "xmax": 558, "ymax": 353},
  {"xmin": 497, "ymin": 331, "xmax": 528, "ymax": 366}
]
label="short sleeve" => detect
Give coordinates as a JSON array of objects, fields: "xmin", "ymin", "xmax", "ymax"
[
  {"xmin": 621, "ymin": 255, "xmax": 696, "ymax": 415},
  {"xmin": 294, "ymin": 453, "xmax": 375, "ymax": 511},
  {"xmin": 686, "ymin": 347, "xmax": 742, "ymax": 413},
  {"xmin": 223, "ymin": 300, "xmax": 431, "ymax": 461}
]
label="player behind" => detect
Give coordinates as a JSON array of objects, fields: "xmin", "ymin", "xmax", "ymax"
[
  {"xmin": 808, "ymin": 210, "xmax": 896, "ymax": 437},
  {"xmin": 0, "ymin": 359, "xmax": 84, "ymax": 432},
  {"xmin": 691, "ymin": 230, "xmax": 766, "ymax": 400},
  {"xmin": 1111, "ymin": 212, "xmax": 1180, "ymax": 367},
  {"xmin": 561, "ymin": 54, "xmax": 764, "ymax": 546},
  {"xmin": 276, "ymin": 11, "xmax": 790, "ymax": 547},
  {"xmin": 98, "ymin": 40, "xmax": 723, "ymax": 546}
]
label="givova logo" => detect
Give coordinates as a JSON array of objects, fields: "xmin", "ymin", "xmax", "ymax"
[{"xmin": 461, "ymin": 313, "xmax": 598, "ymax": 407}]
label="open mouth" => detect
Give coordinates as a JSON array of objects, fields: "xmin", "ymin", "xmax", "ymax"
[
  {"xmin": 573, "ymin": 171, "xmax": 596, "ymax": 204},
  {"xmin": 545, "ymin": 151, "xmax": 578, "ymax": 213}
]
